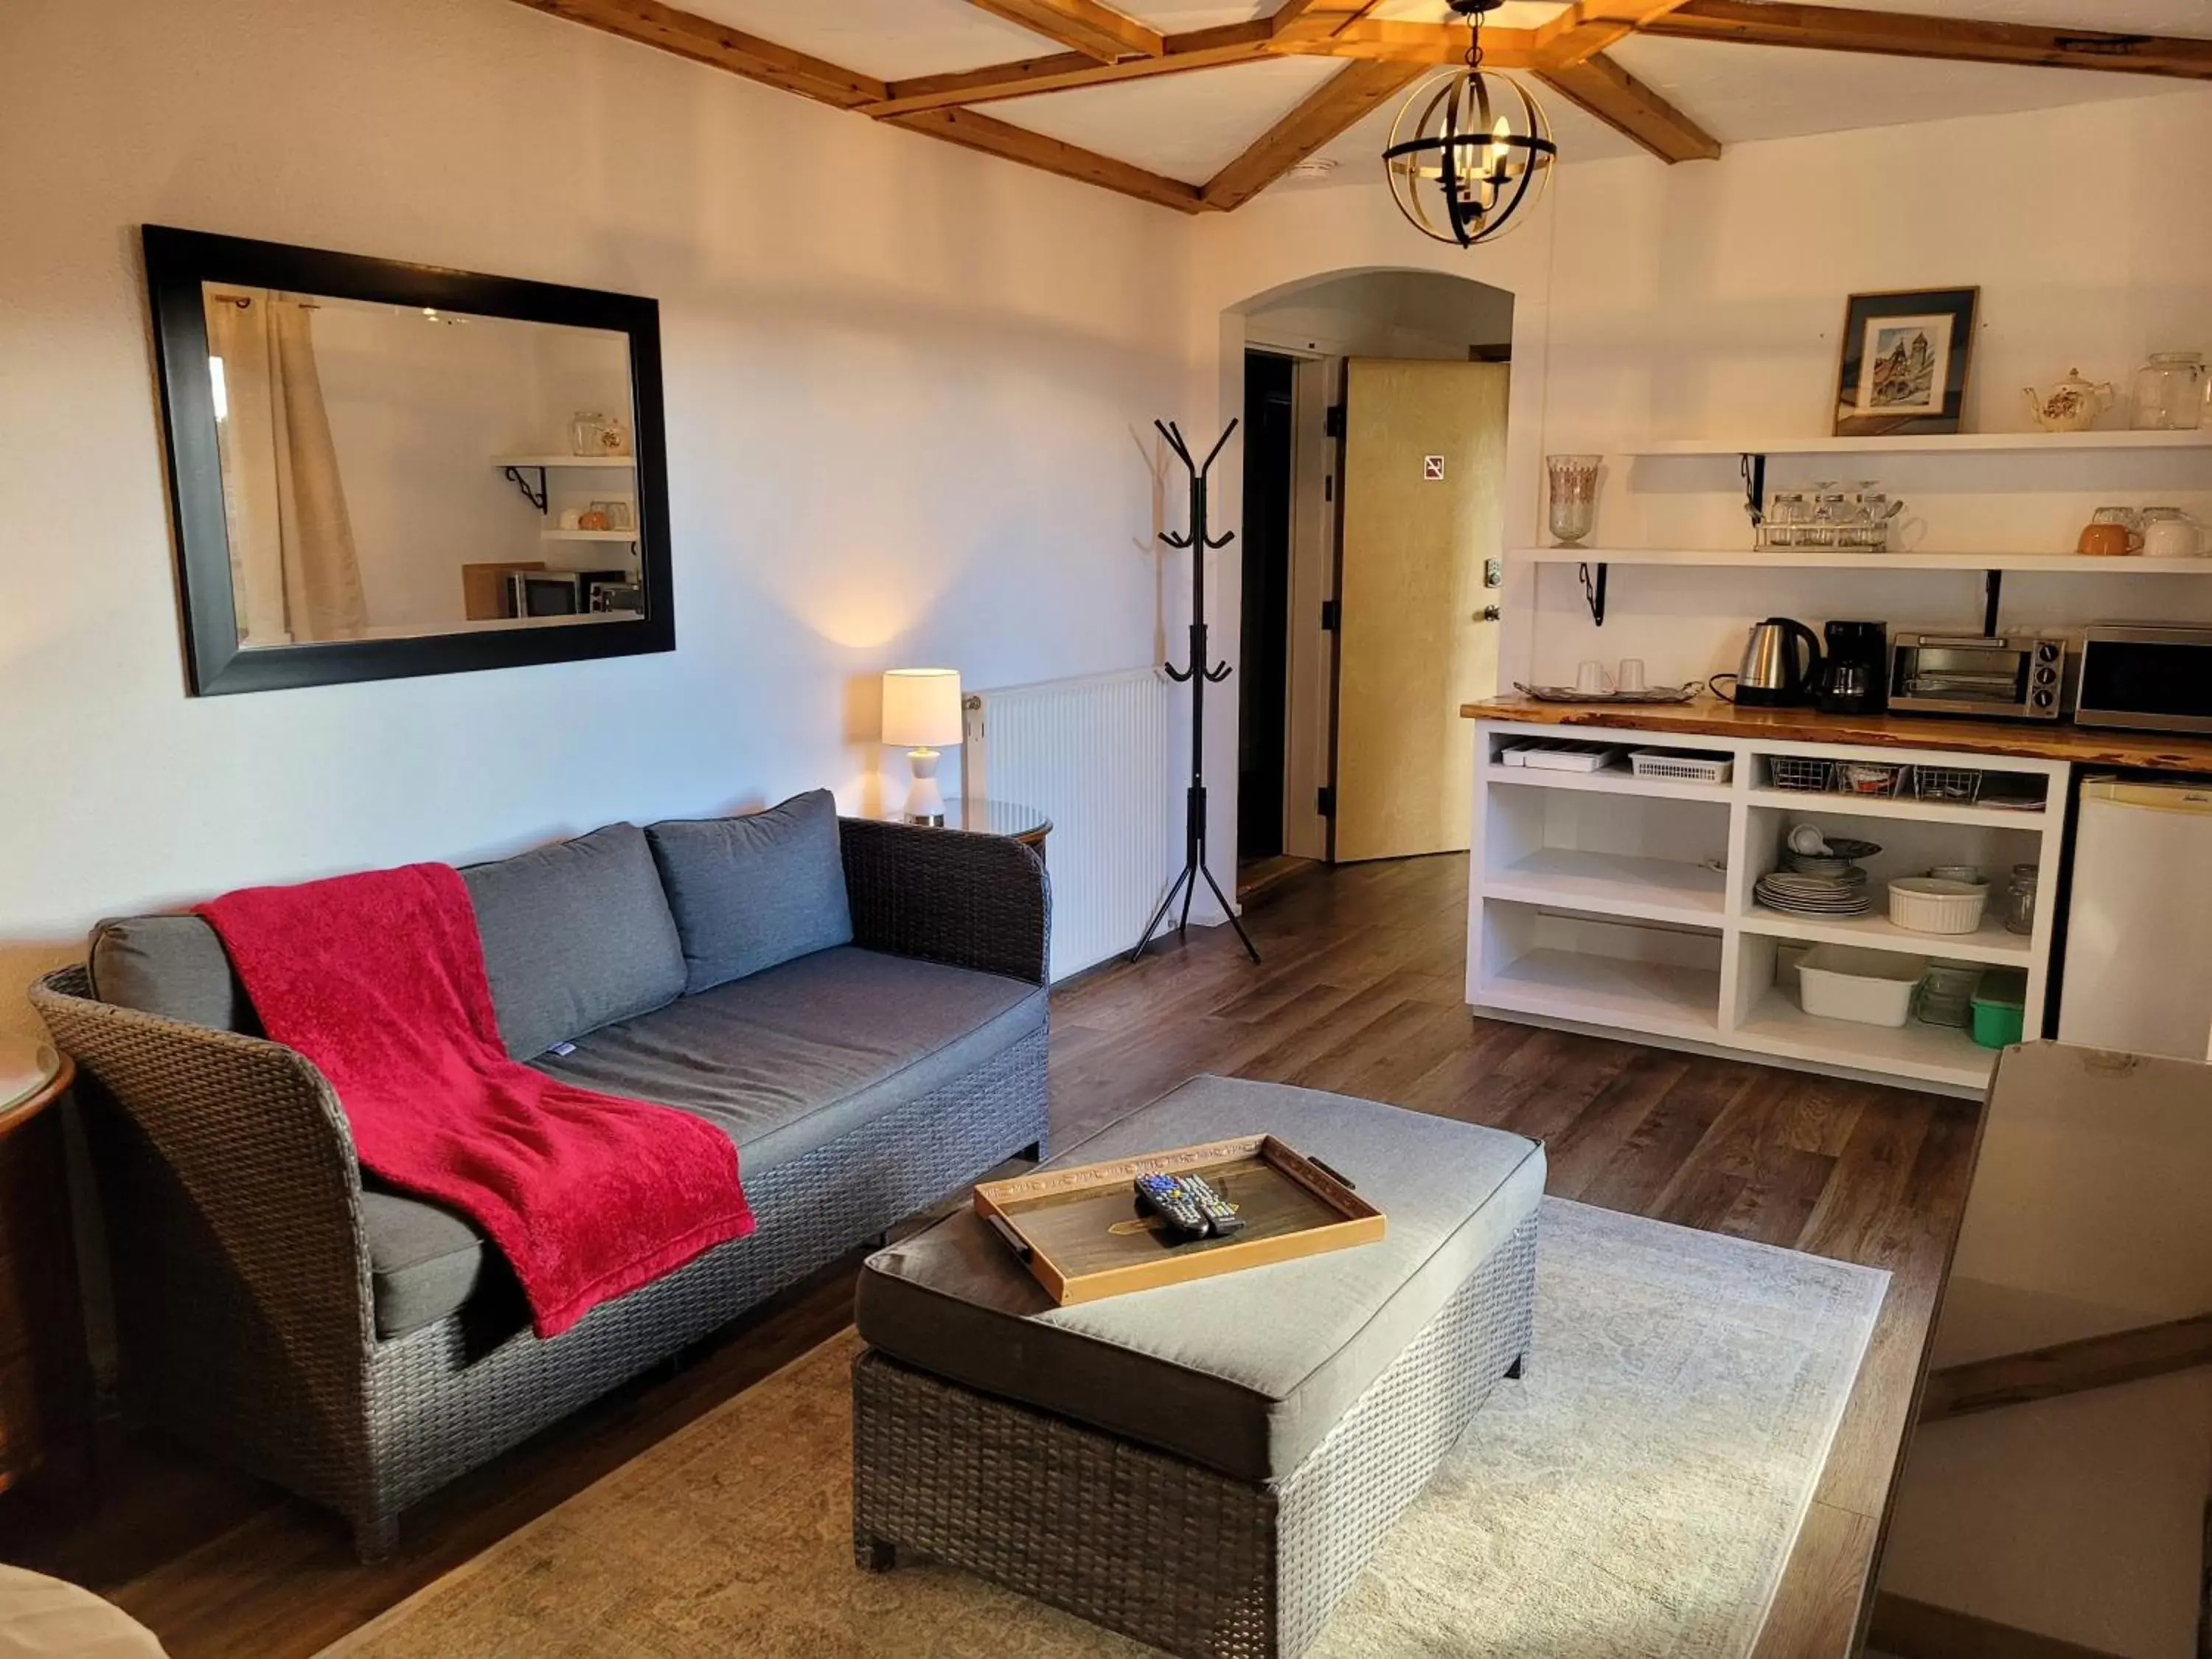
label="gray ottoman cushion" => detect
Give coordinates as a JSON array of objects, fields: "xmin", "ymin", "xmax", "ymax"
[
  {"xmin": 855, "ymin": 1074, "xmax": 1544, "ymax": 1484},
  {"xmin": 461, "ymin": 822, "xmax": 688, "ymax": 1060}
]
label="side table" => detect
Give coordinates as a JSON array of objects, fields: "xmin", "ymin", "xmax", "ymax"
[
  {"xmin": 0, "ymin": 1053, "xmax": 90, "ymax": 1510},
  {"xmin": 886, "ymin": 797, "xmax": 1051, "ymax": 863}
]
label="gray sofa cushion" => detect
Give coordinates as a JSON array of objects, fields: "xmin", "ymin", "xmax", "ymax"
[
  {"xmin": 360, "ymin": 945, "xmax": 1046, "ymax": 1335},
  {"xmin": 361, "ymin": 1190, "xmax": 487, "ymax": 1338},
  {"xmin": 854, "ymin": 1075, "xmax": 1545, "ymax": 1484},
  {"xmin": 646, "ymin": 791, "xmax": 852, "ymax": 995},
  {"xmin": 537, "ymin": 945, "xmax": 1044, "ymax": 1172},
  {"xmin": 88, "ymin": 914, "xmax": 254, "ymax": 1033},
  {"xmin": 460, "ymin": 823, "xmax": 687, "ymax": 1060}
]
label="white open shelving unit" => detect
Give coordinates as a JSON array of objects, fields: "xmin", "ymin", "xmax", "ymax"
[
  {"xmin": 1619, "ymin": 429, "xmax": 2212, "ymax": 458},
  {"xmin": 1468, "ymin": 721, "xmax": 2070, "ymax": 1096}
]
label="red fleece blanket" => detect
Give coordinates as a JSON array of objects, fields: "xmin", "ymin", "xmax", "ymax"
[{"xmin": 199, "ymin": 863, "xmax": 754, "ymax": 1339}]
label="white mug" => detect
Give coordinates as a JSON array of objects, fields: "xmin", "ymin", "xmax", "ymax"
[
  {"xmin": 1616, "ymin": 658, "xmax": 1648, "ymax": 694},
  {"xmin": 1575, "ymin": 659, "xmax": 1610, "ymax": 695},
  {"xmin": 2143, "ymin": 514, "xmax": 2202, "ymax": 558}
]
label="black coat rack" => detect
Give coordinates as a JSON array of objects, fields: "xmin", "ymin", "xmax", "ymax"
[{"xmin": 1130, "ymin": 419, "xmax": 1261, "ymax": 966}]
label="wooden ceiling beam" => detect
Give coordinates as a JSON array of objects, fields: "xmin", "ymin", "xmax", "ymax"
[
  {"xmin": 862, "ymin": 21, "xmax": 1284, "ymax": 119},
  {"xmin": 1315, "ymin": 21, "xmax": 1540, "ymax": 69},
  {"xmin": 1638, "ymin": 0, "xmax": 2212, "ymax": 81},
  {"xmin": 1201, "ymin": 58, "xmax": 1427, "ymax": 212},
  {"xmin": 1269, "ymin": 1, "xmax": 1384, "ymax": 46},
  {"xmin": 879, "ymin": 105, "xmax": 1204, "ymax": 212},
  {"xmin": 961, "ymin": 0, "xmax": 1164, "ymax": 63},
  {"xmin": 504, "ymin": 0, "xmax": 886, "ymax": 107},
  {"xmin": 1534, "ymin": 1, "xmax": 1699, "ymax": 69},
  {"xmin": 1540, "ymin": 50, "xmax": 1720, "ymax": 163}
]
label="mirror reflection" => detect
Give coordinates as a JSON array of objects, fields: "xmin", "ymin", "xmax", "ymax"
[{"xmin": 200, "ymin": 284, "xmax": 643, "ymax": 647}]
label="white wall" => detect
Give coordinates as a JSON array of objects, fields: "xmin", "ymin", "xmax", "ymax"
[{"xmin": 0, "ymin": 0, "xmax": 1194, "ymax": 1053}]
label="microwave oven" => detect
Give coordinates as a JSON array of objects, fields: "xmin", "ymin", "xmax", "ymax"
[
  {"xmin": 505, "ymin": 568, "xmax": 632, "ymax": 619},
  {"xmin": 1887, "ymin": 631, "xmax": 2072, "ymax": 721},
  {"xmin": 2075, "ymin": 625, "xmax": 2212, "ymax": 734}
]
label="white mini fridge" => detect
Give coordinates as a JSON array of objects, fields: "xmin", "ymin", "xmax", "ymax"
[{"xmin": 2059, "ymin": 776, "xmax": 2212, "ymax": 1062}]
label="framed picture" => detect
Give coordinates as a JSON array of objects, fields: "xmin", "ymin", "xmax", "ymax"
[{"xmin": 1833, "ymin": 287, "xmax": 1978, "ymax": 437}]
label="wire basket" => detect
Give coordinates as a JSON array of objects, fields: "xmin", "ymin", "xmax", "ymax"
[
  {"xmin": 1768, "ymin": 756, "xmax": 1835, "ymax": 793},
  {"xmin": 1912, "ymin": 765, "xmax": 1985, "ymax": 804},
  {"xmin": 1834, "ymin": 761, "xmax": 1907, "ymax": 798},
  {"xmin": 1630, "ymin": 749, "xmax": 1732, "ymax": 784}
]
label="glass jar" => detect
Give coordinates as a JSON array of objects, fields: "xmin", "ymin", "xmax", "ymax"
[
  {"xmin": 1545, "ymin": 454, "xmax": 1600, "ymax": 546},
  {"xmin": 2005, "ymin": 863, "xmax": 2039, "ymax": 934},
  {"xmin": 569, "ymin": 410, "xmax": 610, "ymax": 456},
  {"xmin": 2130, "ymin": 352, "xmax": 2205, "ymax": 431}
]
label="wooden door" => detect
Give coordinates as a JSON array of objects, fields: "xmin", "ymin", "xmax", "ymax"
[{"xmin": 1334, "ymin": 358, "xmax": 1508, "ymax": 862}]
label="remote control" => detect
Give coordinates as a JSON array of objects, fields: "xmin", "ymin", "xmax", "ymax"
[
  {"xmin": 1184, "ymin": 1175, "xmax": 1242, "ymax": 1237},
  {"xmin": 1134, "ymin": 1172, "xmax": 1210, "ymax": 1240}
]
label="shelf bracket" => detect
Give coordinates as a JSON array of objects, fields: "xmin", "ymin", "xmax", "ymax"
[
  {"xmin": 1983, "ymin": 568, "xmax": 2003, "ymax": 636},
  {"xmin": 502, "ymin": 464, "xmax": 549, "ymax": 513},
  {"xmin": 1739, "ymin": 452, "xmax": 1767, "ymax": 527},
  {"xmin": 1579, "ymin": 560, "xmax": 1607, "ymax": 627}
]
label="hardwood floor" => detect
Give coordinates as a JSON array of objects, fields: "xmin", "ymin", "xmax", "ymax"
[{"xmin": 7, "ymin": 854, "xmax": 1978, "ymax": 1658}]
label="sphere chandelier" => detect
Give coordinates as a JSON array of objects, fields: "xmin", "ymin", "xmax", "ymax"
[{"xmin": 1382, "ymin": 0, "xmax": 1557, "ymax": 248}]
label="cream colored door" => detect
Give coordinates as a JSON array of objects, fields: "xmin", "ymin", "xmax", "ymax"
[{"xmin": 1334, "ymin": 358, "xmax": 1507, "ymax": 862}]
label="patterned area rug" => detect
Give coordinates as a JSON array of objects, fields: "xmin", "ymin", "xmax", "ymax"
[{"xmin": 323, "ymin": 1199, "xmax": 1887, "ymax": 1659}]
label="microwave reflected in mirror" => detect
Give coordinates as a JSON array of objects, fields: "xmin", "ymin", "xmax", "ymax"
[{"xmin": 199, "ymin": 283, "xmax": 646, "ymax": 650}]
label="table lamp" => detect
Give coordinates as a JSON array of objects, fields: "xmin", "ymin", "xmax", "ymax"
[{"xmin": 882, "ymin": 667, "xmax": 963, "ymax": 825}]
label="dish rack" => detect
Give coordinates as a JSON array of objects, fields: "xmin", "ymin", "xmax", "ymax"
[{"xmin": 1629, "ymin": 749, "xmax": 1732, "ymax": 784}]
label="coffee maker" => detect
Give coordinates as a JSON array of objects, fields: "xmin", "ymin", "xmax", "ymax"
[{"xmin": 1817, "ymin": 620, "xmax": 1888, "ymax": 715}]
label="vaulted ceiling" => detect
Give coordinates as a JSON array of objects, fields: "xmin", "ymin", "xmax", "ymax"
[{"xmin": 507, "ymin": 1, "xmax": 2212, "ymax": 212}]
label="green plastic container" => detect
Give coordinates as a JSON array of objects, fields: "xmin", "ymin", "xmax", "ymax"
[{"xmin": 1969, "ymin": 968, "xmax": 2028, "ymax": 1049}]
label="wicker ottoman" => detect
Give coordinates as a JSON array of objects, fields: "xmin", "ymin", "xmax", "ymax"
[{"xmin": 851, "ymin": 1074, "xmax": 1544, "ymax": 1659}]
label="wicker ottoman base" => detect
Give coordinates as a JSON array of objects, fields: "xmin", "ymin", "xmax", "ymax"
[{"xmin": 852, "ymin": 1208, "xmax": 1536, "ymax": 1659}]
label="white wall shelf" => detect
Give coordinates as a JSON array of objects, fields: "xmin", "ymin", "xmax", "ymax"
[
  {"xmin": 492, "ymin": 455, "xmax": 639, "ymax": 468},
  {"xmin": 1515, "ymin": 546, "xmax": 2212, "ymax": 574},
  {"xmin": 1616, "ymin": 430, "xmax": 2212, "ymax": 458},
  {"xmin": 540, "ymin": 528, "xmax": 639, "ymax": 542},
  {"xmin": 1467, "ymin": 720, "xmax": 2071, "ymax": 1098}
]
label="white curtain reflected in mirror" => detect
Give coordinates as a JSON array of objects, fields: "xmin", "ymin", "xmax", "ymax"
[{"xmin": 199, "ymin": 284, "xmax": 641, "ymax": 649}]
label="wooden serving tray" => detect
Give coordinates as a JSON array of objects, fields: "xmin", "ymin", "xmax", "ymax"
[{"xmin": 973, "ymin": 1135, "xmax": 1385, "ymax": 1306}]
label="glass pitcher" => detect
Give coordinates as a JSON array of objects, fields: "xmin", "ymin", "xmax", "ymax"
[{"xmin": 2131, "ymin": 352, "xmax": 2205, "ymax": 431}]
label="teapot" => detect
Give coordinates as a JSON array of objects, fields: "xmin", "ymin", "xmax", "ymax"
[{"xmin": 2024, "ymin": 368, "xmax": 2115, "ymax": 433}]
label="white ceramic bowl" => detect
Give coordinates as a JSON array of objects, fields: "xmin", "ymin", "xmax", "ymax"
[{"xmin": 1888, "ymin": 876, "xmax": 1990, "ymax": 936}]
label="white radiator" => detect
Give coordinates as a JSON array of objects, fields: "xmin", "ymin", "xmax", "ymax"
[{"xmin": 964, "ymin": 667, "xmax": 1183, "ymax": 981}]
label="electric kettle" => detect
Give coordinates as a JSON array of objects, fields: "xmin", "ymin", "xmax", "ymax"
[{"xmin": 1712, "ymin": 618, "xmax": 1823, "ymax": 708}]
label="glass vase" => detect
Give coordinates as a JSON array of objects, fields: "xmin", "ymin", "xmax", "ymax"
[{"xmin": 1545, "ymin": 453, "xmax": 1601, "ymax": 546}]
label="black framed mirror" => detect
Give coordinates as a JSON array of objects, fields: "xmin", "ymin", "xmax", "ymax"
[{"xmin": 142, "ymin": 226, "xmax": 675, "ymax": 695}]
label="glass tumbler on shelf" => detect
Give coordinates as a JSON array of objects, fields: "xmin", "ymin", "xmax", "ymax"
[
  {"xmin": 2130, "ymin": 352, "xmax": 2205, "ymax": 431},
  {"xmin": 1545, "ymin": 453, "xmax": 1601, "ymax": 546},
  {"xmin": 568, "ymin": 410, "xmax": 610, "ymax": 457}
]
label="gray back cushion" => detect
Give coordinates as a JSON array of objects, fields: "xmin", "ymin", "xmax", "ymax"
[
  {"xmin": 88, "ymin": 914, "xmax": 255, "ymax": 1032},
  {"xmin": 461, "ymin": 822, "xmax": 688, "ymax": 1060},
  {"xmin": 646, "ymin": 790, "xmax": 853, "ymax": 995}
]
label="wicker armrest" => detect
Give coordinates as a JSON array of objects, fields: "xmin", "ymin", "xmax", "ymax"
[
  {"xmin": 30, "ymin": 966, "xmax": 375, "ymax": 1355},
  {"xmin": 839, "ymin": 818, "xmax": 1051, "ymax": 987}
]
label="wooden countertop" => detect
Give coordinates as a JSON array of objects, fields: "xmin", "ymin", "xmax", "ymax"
[{"xmin": 1461, "ymin": 698, "xmax": 2212, "ymax": 772}]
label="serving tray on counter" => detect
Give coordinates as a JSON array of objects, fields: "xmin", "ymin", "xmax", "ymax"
[
  {"xmin": 1512, "ymin": 681, "xmax": 1705, "ymax": 705},
  {"xmin": 973, "ymin": 1135, "xmax": 1384, "ymax": 1306}
]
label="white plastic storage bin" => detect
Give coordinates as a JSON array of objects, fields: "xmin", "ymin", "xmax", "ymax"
[
  {"xmin": 1797, "ymin": 945, "xmax": 1929, "ymax": 1028},
  {"xmin": 1629, "ymin": 749, "xmax": 1732, "ymax": 784}
]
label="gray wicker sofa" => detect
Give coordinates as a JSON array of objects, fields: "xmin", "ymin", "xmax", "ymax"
[{"xmin": 30, "ymin": 796, "xmax": 1051, "ymax": 1559}]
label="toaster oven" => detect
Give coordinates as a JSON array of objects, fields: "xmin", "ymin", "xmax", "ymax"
[
  {"xmin": 1887, "ymin": 632, "xmax": 2072, "ymax": 720},
  {"xmin": 2075, "ymin": 625, "xmax": 2212, "ymax": 734}
]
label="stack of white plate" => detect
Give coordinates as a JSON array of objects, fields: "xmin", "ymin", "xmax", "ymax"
[{"xmin": 1756, "ymin": 864, "xmax": 1874, "ymax": 918}]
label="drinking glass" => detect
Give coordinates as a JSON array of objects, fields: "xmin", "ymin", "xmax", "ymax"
[{"xmin": 1545, "ymin": 454, "xmax": 1601, "ymax": 546}]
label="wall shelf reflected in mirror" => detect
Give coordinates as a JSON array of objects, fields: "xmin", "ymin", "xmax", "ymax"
[{"xmin": 143, "ymin": 226, "xmax": 675, "ymax": 695}]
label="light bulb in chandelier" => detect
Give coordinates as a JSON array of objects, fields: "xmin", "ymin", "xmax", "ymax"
[{"xmin": 1382, "ymin": 0, "xmax": 1556, "ymax": 247}]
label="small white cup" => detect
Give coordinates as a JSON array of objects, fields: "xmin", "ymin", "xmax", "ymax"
[
  {"xmin": 1575, "ymin": 659, "xmax": 1610, "ymax": 695},
  {"xmin": 1616, "ymin": 658, "xmax": 1648, "ymax": 694}
]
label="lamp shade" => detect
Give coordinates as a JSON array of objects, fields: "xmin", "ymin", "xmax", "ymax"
[{"xmin": 882, "ymin": 668, "xmax": 964, "ymax": 748}]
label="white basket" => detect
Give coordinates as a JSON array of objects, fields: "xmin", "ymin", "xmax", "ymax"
[
  {"xmin": 1887, "ymin": 877, "xmax": 1991, "ymax": 936},
  {"xmin": 1630, "ymin": 749, "xmax": 1733, "ymax": 784},
  {"xmin": 1798, "ymin": 945, "xmax": 1929, "ymax": 1028}
]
